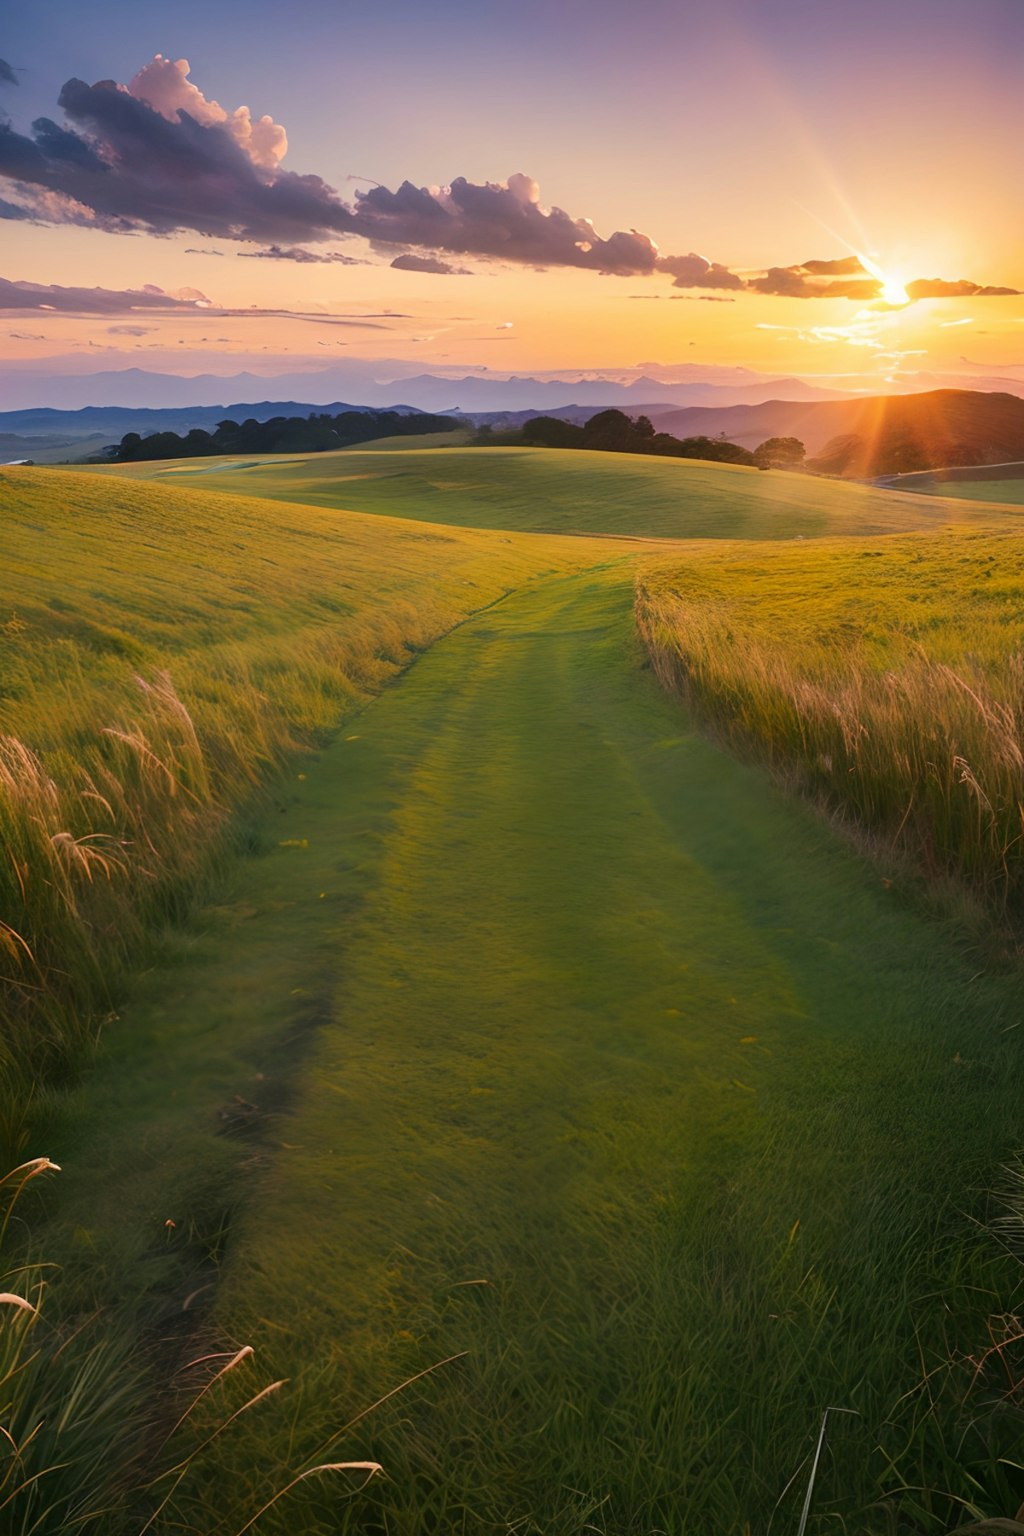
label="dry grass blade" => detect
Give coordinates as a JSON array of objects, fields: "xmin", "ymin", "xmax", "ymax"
[
  {"xmin": 0, "ymin": 1291, "xmax": 37, "ymax": 1314},
  {"xmin": 232, "ymin": 1460, "xmax": 383, "ymax": 1535}
]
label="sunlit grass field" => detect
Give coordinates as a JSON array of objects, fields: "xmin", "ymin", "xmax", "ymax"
[
  {"xmin": 909, "ymin": 474, "xmax": 1024, "ymax": 505},
  {"xmin": 81, "ymin": 443, "xmax": 1024, "ymax": 539},
  {"xmin": 637, "ymin": 525, "xmax": 1024, "ymax": 911},
  {"xmin": 0, "ymin": 465, "xmax": 587, "ymax": 1124},
  {"xmin": 36, "ymin": 568, "xmax": 1024, "ymax": 1534},
  {"xmin": 6, "ymin": 450, "xmax": 1024, "ymax": 1532}
]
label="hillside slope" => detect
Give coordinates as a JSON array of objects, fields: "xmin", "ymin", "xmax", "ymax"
[
  {"xmin": 654, "ymin": 388, "xmax": 1024, "ymax": 475},
  {"xmin": 78, "ymin": 443, "xmax": 1023, "ymax": 539}
]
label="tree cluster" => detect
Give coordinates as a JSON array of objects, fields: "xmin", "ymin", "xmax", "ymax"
[
  {"xmin": 513, "ymin": 411, "xmax": 804, "ymax": 469},
  {"xmin": 113, "ymin": 410, "xmax": 459, "ymax": 462}
]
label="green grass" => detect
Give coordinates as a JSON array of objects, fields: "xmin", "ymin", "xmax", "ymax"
[
  {"xmin": 0, "ymin": 466, "xmax": 595, "ymax": 1136},
  {"xmin": 637, "ymin": 526, "xmax": 1024, "ymax": 912},
  {"xmin": 36, "ymin": 566, "xmax": 1024, "ymax": 1534},
  {"xmin": 9, "ymin": 451, "xmax": 1024, "ymax": 1532},
  {"xmin": 76, "ymin": 444, "xmax": 1024, "ymax": 539},
  {"xmin": 910, "ymin": 476, "xmax": 1024, "ymax": 505}
]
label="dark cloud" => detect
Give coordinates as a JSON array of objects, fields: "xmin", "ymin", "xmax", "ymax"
[
  {"xmin": 9, "ymin": 330, "xmax": 44, "ymax": 339},
  {"xmin": 0, "ymin": 77, "xmax": 356, "ymax": 240},
  {"xmin": 0, "ymin": 275, "xmax": 212, "ymax": 314},
  {"xmin": 800, "ymin": 256, "xmax": 867, "ymax": 276},
  {"xmin": 238, "ymin": 244, "xmax": 365, "ymax": 264},
  {"xmin": 390, "ymin": 252, "xmax": 470, "ymax": 275},
  {"xmin": 655, "ymin": 251, "xmax": 744, "ymax": 290},
  {"xmin": 0, "ymin": 59, "xmax": 17, "ymax": 88},
  {"xmin": 0, "ymin": 67, "xmax": 673, "ymax": 275},
  {"xmin": 670, "ymin": 294, "xmax": 736, "ymax": 303},
  {"xmin": 185, "ymin": 247, "xmax": 224, "ymax": 256},
  {"xmin": 906, "ymin": 276, "xmax": 1020, "ymax": 299},
  {"xmin": 356, "ymin": 172, "xmax": 659, "ymax": 274},
  {"xmin": 748, "ymin": 259, "xmax": 1020, "ymax": 301},
  {"xmin": 747, "ymin": 265, "xmax": 880, "ymax": 299},
  {"xmin": 107, "ymin": 323, "xmax": 157, "ymax": 335}
]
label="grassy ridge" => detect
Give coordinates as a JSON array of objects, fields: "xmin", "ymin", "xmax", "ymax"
[
  {"xmin": 79, "ymin": 444, "xmax": 1024, "ymax": 539},
  {"xmin": 636, "ymin": 527, "xmax": 1024, "ymax": 912},
  {"xmin": 0, "ymin": 466, "xmax": 585, "ymax": 1133}
]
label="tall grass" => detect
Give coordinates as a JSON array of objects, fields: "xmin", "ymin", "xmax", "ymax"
[
  {"xmin": 635, "ymin": 533, "xmax": 1024, "ymax": 916},
  {"xmin": 0, "ymin": 1156, "xmax": 382, "ymax": 1534},
  {"xmin": 0, "ymin": 466, "xmax": 566, "ymax": 1147}
]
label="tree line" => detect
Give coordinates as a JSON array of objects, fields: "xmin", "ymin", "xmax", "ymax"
[
  {"xmin": 484, "ymin": 411, "xmax": 804, "ymax": 469},
  {"xmin": 113, "ymin": 409, "xmax": 459, "ymax": 462}
]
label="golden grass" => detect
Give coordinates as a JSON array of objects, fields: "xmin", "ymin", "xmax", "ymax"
[
  {"xmin": 636, "ymin": 527, "xmax": 1024, "ymax": 912},
  {"xmin": 0, "ymin": 466, "xmax": 584, "ymax": 1130}
]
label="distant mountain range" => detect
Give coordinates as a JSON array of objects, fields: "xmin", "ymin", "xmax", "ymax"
[
  {"xmin": 0, "ymin": 398, "xmax": 427, "ymax": 438},
  {"xmin": 0, "ymin": 364, "xmax": 849, "ymax": 416},
  {"xmin": 656, "ymin": 389, "xmax": 1024, "ymax": 477}
]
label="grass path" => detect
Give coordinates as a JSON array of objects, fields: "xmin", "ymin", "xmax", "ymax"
[{"xmin": 43, "ymin": 562, "xmax": 1024, "ymax": 1533}]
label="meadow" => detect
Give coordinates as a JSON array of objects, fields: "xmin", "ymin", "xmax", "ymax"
[
  {"xmin": 636, "ymin": 527, "xmax": 1024, "ymax": 913},
  {"xmin": 0, "ymin": 466, "xmax": 585, "ymax": 1138},
  {"xmin": 84, "ymin": 443, "xmax": 1024, "ymax": 539},
  {"xmin": 4, "ymin": 449, "xmax": 1024, "ymax": 1533},
  {"xmin": 907, "ymin": 474, "xmax": 1024, "ymax": 506}
]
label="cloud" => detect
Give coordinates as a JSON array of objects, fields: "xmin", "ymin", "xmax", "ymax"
[
  {"xmin": 390, "ymin": 252, "xmax": 469, "ymax": 275},
  {"xmin": 128, "ymin": 55, "xmax": 286, "ymax": 170},
  {"xmin": 0, "ymin": 73, "xmax": 354, "ymax": 241},
  {"xmin": 748, "ymin": 263, "xmax": 880, "ymax": 300},
  {"xmin": 0, "ymin": 276, "xmax": 212, "ymax": 314},
  {"xmin": 356, "ymin": 171, "xmax": 661, "ymax": 274},
  {"xmin": 747, "ymin": 257, "xmax": 1020, "ymax": 302},
  {"xmin": 9, "ymin": 330, "xmax": 44, "ymax": 339},
  {"xmin": 107, "ymin": 323, "xmax": 157, "ymax": 335},
  {"xmin": 655, "ymin": 251, "xmax": 744, "ymax": 290},
  {"xmin": 0, "ymin": 57, "xmax": 1018, "ymax": 306},
  {"xmin": 0, "ymin": 275, "xmax": 406, "ymax": 332},
  {"xmin": 0, "ymin": 61, "xmax": 676, "ymax": 274},
  {"xmin": 799, "ymin": 256, "xmax": 866, "ymax": 276},
  {"xmin": 185, "ymin": 246, "xmax": 223, "ymax": 256},
  {"xmin": 0, "ymin": 59, "xmax": 17, "ymax": 88},
  {"xmin": 238, "ymin": 244, "xmax": 365, "ymax": 264},
  {"xmin": 906, "ymin": 277, "xmax": 1019, "ymax": 299},
  {"xmin": 670, "ymin": 294, "xmax": 736, "ymax": 303}
]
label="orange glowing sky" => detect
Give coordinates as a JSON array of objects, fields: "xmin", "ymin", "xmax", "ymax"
[{"xmin": 2, "ymin": 0, "xmax": 1022, "ymax": 401}]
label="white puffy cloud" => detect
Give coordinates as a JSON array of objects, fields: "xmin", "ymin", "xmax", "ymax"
[{"xmin": 128, "ymin": 55, "xmax": 287, "ymax": 170}]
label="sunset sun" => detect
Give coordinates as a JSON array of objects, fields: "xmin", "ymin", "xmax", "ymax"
[{"xmin": 879, "ymin": 271, "xmax": 911, "ymax": 306}]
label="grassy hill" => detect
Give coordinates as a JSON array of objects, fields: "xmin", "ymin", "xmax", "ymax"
[
  {"xmin": 654, "ymin": 388, "xmax": 1024, "ymax": 477},
  {"xmin": 79, "ymin": 442, "xmax": 1023, "ymax": 539},
  {"xmin": 884, "ymin": 463, "xmax": 1024, "ymax": 503},
  {"xmin": 0, "ymin": 465, "xmax": 602, "ymax": 1112}
]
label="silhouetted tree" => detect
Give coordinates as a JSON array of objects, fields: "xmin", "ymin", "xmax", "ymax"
[
  {"xmin": 753, "ymin": 436, "xmax": 805, "ymax": 469},
  {"xmin": 522, "ymin": 416, "xmax": 585, "ymax": 448}
]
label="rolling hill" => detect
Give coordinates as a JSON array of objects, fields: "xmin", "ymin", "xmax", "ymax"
[
  {"xmin": 83, "ymin": 441, "xmax": 1024, "ymax": 540},
  {"xmin": 654, "ymin": 388, "xmax": 1024, "ymax": 476}
]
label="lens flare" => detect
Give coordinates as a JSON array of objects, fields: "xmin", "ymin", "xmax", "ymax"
[{"xmin": 857, "ymin": 251, "xmax": 911, "ymax": 306}]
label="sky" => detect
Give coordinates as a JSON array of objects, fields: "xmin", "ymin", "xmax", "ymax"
[{"xmin": 2, "ymin": 0, "xmax": 1023, "ymax": 401}]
